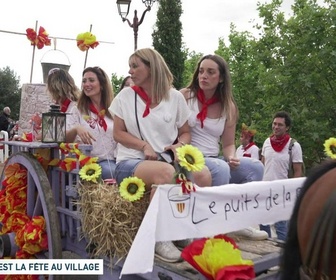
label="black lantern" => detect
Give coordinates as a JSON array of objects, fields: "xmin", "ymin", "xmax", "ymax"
[
  {"xmin": 42, "ymin": 105, "xmax": 66, "ymax": 143},
  {"xmin": 116, "ymin": 0, "xmax": 156, "ymax": 51},
  {"xmin": 116, "ymin": 0, "xmax": 131, "ymax": 19}
]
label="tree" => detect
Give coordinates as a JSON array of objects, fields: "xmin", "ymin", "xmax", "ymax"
[
  {"xmin": 152, "ymin": 0, "xmax": 185, "ymax": 89},
  {"xmin": 0, "ymin": 66, "xmax": 21, "ymax": 120},
  {"xmin": 215, "ymin": 0, "xmax": 336, "ymax": 170},
  {"xmin": 182, "ymin": 50, "xmax": 204, "ymax": 87},
  {"xmin": 111, "ymin": 73, "xmax": 125, "ymax": 95}
]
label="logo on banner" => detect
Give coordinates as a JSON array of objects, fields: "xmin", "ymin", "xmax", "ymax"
[{"xmin": 168, "ymin": 186, "xmax": 191, "ymax": 218}]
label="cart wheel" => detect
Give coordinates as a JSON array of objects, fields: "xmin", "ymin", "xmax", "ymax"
[{"xmin": 0, "ymin": 152, "xmax": 62, "ymax": 260}]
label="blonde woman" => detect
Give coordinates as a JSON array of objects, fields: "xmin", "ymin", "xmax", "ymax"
[
  {"xmin": 110, "ymin": 48, "xmax": 211, "ymax": 263},
  {"xmin": 47, "ymin": 68, "xmax": 80, "ymax": 113}
]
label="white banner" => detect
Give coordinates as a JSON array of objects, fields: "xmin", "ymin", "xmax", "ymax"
[{"xmin": 121, "ymin": 177, "xmax": 305, "ymax": 276}]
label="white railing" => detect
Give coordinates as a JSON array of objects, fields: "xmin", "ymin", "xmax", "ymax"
[{"xmin": 0, "ymin": 131, "xmax": 9, "ymax": 163}]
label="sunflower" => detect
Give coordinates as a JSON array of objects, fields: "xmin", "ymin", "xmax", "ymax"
[
  {"xmin": 324, "ymin": 137, "xmax": 336, "ymax": 159},
  {"xmin": 176, "ymin": 144, "xmax": 205, "ymax": 172},
  {"xmin": 79, "ymin": 163, "xmax": 102, "ymax": 183},
  {"xmin": 119, "ymin": 177, "xmax": 145, "ymax": 202}
]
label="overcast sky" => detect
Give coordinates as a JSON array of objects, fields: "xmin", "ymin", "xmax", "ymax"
[{"xmin": 0, "ymin": 0, "xmax": 295, "ymax": 87}]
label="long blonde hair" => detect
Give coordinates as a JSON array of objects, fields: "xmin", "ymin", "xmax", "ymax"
[
  {"xmin": 47, "ymin": 68, "xmax": 80, "ymax": 103},
  {"xmin": 129, "ymin": 48, "xmax": 173, "ymax": 103}
]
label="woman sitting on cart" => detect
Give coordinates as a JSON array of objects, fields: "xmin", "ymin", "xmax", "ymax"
[
  {"xmin": 66, "ymin": 66, "xmax": 117, "ymax": 180},
  {"xmin": 32, "ymin": 68, "xmax": 80, "ymax": 142},
  {"xmin": 47, "ymin": 68, "xmax": 80, "ymax": 114},
  {"xmin": 110, "ymin": 48, "xmax": 211, "ymax": 263}
]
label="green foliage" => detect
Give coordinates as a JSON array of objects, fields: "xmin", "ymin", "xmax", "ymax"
[
  {"xmin": 152, "ymin": 0, "xmax": 185, "ymax": 89},
  {"xmin": 213, "ymin": 0, "xmax": 336, "ymax": 171},
  {"xmin": 111, "ymin": 73, "xmax": 125, "ymax": 95},
  {"xmin": 0, "ymin": 66, "xmax": 21, "ymax": 120},
  {"xmin": 181, "ymin": 50, "xmax": 204, "ymax": 88}
]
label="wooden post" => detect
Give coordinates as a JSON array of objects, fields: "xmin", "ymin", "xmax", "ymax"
[
  {"xmin": 83, "ymin": 24, "xmax": 92, "ymax": 69},
  {"xmin": 29, "ymin": 20, "xmax": 38, "ymax": 83}
]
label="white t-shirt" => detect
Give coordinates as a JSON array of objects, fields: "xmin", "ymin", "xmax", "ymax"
[
  {"xmin": 66, "ymin": 105, "xmax": 116, "ymax": 161},
  {"xmin": 236, "ymin": 144, "xmax": 260, "ymax": 159},
  {"xmin": 110, "ymin": 87, "xmax": 191, "ymax": 162},
  {"xmin": 186, "ymin": 97, "xmax": 226, "ymax": 157},
  {"xmin": 66, "ymin": 101, "xmax": 76, "ymax": 114},
  {"xmin": 262, "ymin": 137, "xmax": 303, "ymax": 181}
]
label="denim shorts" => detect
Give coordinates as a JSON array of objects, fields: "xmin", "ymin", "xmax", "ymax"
[
  {"xmin": 98, "ymin": 159, "xmax": 117, "ymax": 180},
  {"xmin": 205, "ymin": 156, "xmax": 264, "ymax": 186},
  {"xmin": 115, "ymin": 159, "xmax": 143, "ymax": 185}
]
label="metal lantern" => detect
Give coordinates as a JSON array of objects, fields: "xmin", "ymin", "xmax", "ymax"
[
  {"xmin": 42, "ymin": 105, "xmax": 66, "ymax": 143},
  {"xmin": 116, "ymin": 0, "xmax": 131, "ymax": 19}
]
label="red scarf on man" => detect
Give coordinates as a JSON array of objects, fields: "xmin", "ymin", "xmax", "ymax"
[
  {"xmin": 196, "ymin": 89, "xmax": 219, "ymax": 128},
  {"xmin": 132, "ymin": 86, "xmax": 151, "ymax": 117},
  {"xmin": 88, "ymin": 103, "xmax": 107, "ymax": 131},
  {"xmin": 270, "ymin": 133, "xmax": 290, "ymax": 152},
  {"xmin": 60, "ymin": 98, "xmax": 71, "ymax": 113}
]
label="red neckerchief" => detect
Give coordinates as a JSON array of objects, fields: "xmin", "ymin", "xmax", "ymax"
[
  {"xmin": 270, "ymin": 133, "xmax": 290, "ymax": 152},
  {"xmin": 243, "ymin": 142, "xmax": 256, "ymax": 157},
  {"xmin": 88, "ymin": 103, "xmax": 107, "ymax": 131},
  {"xmin": 60, "ymin": 98, "xmax": 71, "ymax": 113},
  {"xmin": 132, "ymin": 86, "xmax": 151, "ymax": 117},
  {"xmin": 243, "ymin": 142, "xmax": 256, "ymax": 152},
  {"xmin": 196, "ymin": 89, "xmax": 219, "ymax": 128}
]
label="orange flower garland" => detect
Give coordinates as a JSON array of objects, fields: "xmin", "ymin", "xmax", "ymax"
[
  {"xmin": 15, "ymin": 217, "xmax": 48, "ymax": 255},
  {"xmin": 0, "ymin": 163, "xmax": 48, "ymax": 264},
  {"xmin": 48, "ymin": 143, "xmax": 98, "ymax": 173},
  {"xmin": 0, "ymin": 276, "xmax": 38, "ymax": 280}
]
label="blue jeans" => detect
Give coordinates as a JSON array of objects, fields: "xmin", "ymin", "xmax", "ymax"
[
  {"xmin": 114, "ymin": 159, "xmax": 142, "ymax": 185},
  {"xmin": 260, "ymin": 221, "xmax": 288, "ymax": 241},
  {"xmin": 204, "ymin": 157, "xmax": 230, "ymax": 186},
  {"xmin": 205, "ymin": 157, "xmax": 264, "ymax": 186},
  {"xmin": 99, "ymin": 159, "xmax": 117, "ymax": 180}
]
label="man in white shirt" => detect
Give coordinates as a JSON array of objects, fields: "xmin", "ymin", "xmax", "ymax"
[{"xmin": 260, "ymin": 111, "xmax": 303, "ymax": 241}]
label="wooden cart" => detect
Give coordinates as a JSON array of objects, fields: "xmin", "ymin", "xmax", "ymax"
[{"xmin": 0, "ymin": 141, "xmax": 282, "ymax": 280}]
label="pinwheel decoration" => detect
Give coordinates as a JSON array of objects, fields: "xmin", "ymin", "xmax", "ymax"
[
  {"xmin": 182, "ymin": 234, "xmax": 255, "ymax": 280},
  {"xmin": 26, "ymin": 26, "xmax": 51, "ymax": 49},
  {"xmin": 76, "ymin": 31, "xmax": 99, "ymax": 51}
]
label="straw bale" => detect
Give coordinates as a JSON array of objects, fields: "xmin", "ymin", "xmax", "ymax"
[{"xmin": 77, "ymin": 183, "xmax": 150, "ymax": 263}]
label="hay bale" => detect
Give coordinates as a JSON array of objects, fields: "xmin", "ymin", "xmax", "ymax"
[{"xmin": 77, "ymin": 183, "xmax": 150, "ymax": 263}]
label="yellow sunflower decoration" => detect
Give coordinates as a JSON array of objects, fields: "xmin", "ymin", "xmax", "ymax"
[
  {"xmin": 324, "ymin": 137, "xmax": 336, "ymax": 159},
  {"xmin": 79, "ymin": 163, "xmax": 102, "ymax": 183},
  {"xmin": 176, "ymin": 144, "xmax": 205, "ymax": 172},
  {"xmin": 119, "ymin": 177, "xmax": 145, "ymax": 202}
]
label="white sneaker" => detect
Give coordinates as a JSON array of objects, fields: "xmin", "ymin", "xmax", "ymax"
[
  {"xmin": 174, "ymin": 238, "xmax": 193, "ymax": 250},
  {"xmin": 269, "ymin": 265, "xmax": 280, "ymax": 271},
  {"xmin": 155, "ymin": 241, "xmax": 182, "ymax": 263},
  {"xmin": 234, "ymin": 227, "xmax": 269, "ymax": 241}
]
